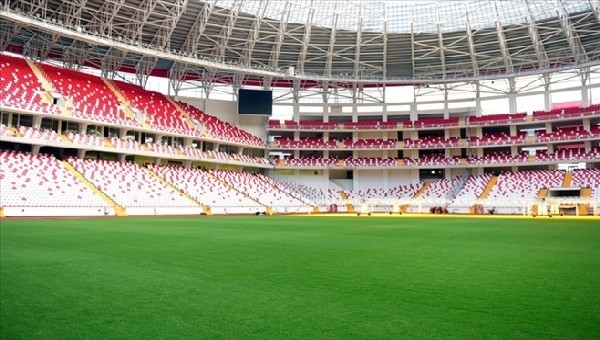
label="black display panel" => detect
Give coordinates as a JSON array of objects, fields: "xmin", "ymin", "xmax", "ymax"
[{"xmin": 238, "ymin": 89, "xmax": 272, "ymax": 115}]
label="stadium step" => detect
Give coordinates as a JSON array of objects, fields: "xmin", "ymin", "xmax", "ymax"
[
  {"xmin": 412, "ymin": 182, "xmax": 430, "ymax": 199},
  {"xmin": 337, "ymin": 191, "xmax": 355, "ymax": 213},
  {"xmin": 478, "ymin": 176, "xmax": 498, "ymax": 199},
  {"xmin": 103, "ymin": 79, "xmax": 130, "ymax": 107},
  {"xmin": 536, "ymin": 188, "xmax": 549, "ymax": 198},
  {"xmin": 103, "ymin": 138, "xmax": 115, "ymax": 148},
  {"xmin": 142, "ymin": 167, "xmax": 204, "ymax": 208},
  {"xmin": 580, "ymin": 187, "xmax": 592, "ymax": 198},
  {"xmin": 204, "ymin": 170, "xmax": 266, "ymax": 209},
  {"xmin": 562, "ymin": 172, "xmax": 573, "ymax": 187},
  {"xmin": 164, "ymin": 96, "xmax": 204, "ymax": 132},
  {"xmin": 61, "ymin": 160, "xmax": 128, "ymax": 216},
  {"xmin": 28, "ymin": 60, "xmax": 74, "ymax": 117},
  {"xmin": 26, "ymin": 59, "xmax": 54, "ymax": 92},
  {"xmin": 60, "ymin": 134, "xmax": 72, "ymax": 143}
]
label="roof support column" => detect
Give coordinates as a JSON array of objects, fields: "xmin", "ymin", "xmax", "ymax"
[
  {"xmin": 465, "ymin": 12, "xmax": 479, "ymax": 77},
  {"xmin": 542, "ymin": 74, "xmax": 552, "ymax": 111},
  {"xmin": 578, "ymin": 67, "xmax": 591, "ymax": 107},
  {"xmin": 508, "ymin": 78, "xmax": 517, "ymax": 114}
]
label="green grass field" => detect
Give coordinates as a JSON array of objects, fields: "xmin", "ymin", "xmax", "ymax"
[{"xmin": 1, "ymin": 215, "xmax": 599, "ymax": 339}]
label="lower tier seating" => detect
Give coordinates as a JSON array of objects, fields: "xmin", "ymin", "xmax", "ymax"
[{"xmin": 0, "ymin": 150, "xmax": 107, "ymax": 208}]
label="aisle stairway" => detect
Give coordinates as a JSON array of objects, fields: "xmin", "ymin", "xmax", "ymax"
[
  {"xmin": 62, "ymin": 161, "xmax": 127, "ymax": 216},
  {"xmin": 478, "ymin": 176, "xmax": 498, "ymax": 199}
]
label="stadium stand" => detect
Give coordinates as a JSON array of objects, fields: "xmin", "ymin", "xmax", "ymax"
[{"xmin": 0, "ymin": 150, "xmax": 107, "ymax": 208}]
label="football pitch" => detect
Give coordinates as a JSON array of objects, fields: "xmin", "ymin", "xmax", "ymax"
[{"xmin": 1, "ymin": 215, "xmax": 599, "ymax": 339}]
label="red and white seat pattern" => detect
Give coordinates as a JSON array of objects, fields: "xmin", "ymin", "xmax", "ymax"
[
  {"xmin": 341, "ymin": 120, "xmax": 398, "ymax": 130},
  {"xmin": 17, "ymin": 126, "xmax": 61, "ymax": 142},
  {"xmin": 149, "ymin": 164, "xmax": 262, "ymax": 214},
  {"xmin": 284, "ymin": 157, "xmax": 339, "ymax": 167},
  {"xmin": 343, "ymin": 139, "xmax": 397, "ymax": 149},
  {"xmin": 467, "ymin": 113, "xmax": 527, "ymax": 126},
  {"xmin": 404, "ymin": 136, "xmax": 459, "ymax": 148},
  {"xmin": 274, "ymin": 137, "xmax": 337, "ymax": 149},
  {"xmin": 469, "ymin": 132, "xmax": 525, "ymax": 146},
  {"xmin": 404, "ymin": 154, "xmax": 462, "ymax": 167},
  {"xmin": 448, "ymin": 174, "xmax": 493, "ymax": 211},
  {"xmin": 468, "ymin": 152, "xmax": 528, "ymax": 165},
  {"xmin": 481, "ymin": 170, "xmax": 565, "ymax": 211},
  {"xmin": 68, "ymin": 157, "xmax": 197, "ymax": 208},
  {"xmin": 112, "ymin": 80, "xmax": 195, "ymax": 134},
  {"xmin": 535, "ymin": 126, "xmax": 592, "ymax": 142},
  {"xmin": 39, "ymin": 63, "xmax": 136, "ymax": 126},
  {"xmin": 66, "ymin": 131, "xmax": 105, "ymax": 148},
  {"xmin": 145, "ymin": 142, "xmax": 180, "ymax": 156},
  {"xmin": 536, "ymin": 148, "xmax": 600, "ymax": 162},
  {"xmin": 180, "ymin": 102, "xmax": 264, "ymax": 146},
  {"xmin": 110, "ymin": 137, "xmax": 143, "ymax": 151},
  {"xmin": 0, "ymin": 54, "xmax": 59, "ymax": 114},
  {"xmin": 346, "ymin": 183, "xmax": 421, "ymax": 201},
  {"xmin": 404, "ymin": 117, "xmax": 459, "ymax": 128},
  {"xmin": 0, "ymin": 150, "xmax": 106, "ymax": 207},
  {"xmin": 209, "ymin": 170, "xmax": 306, "ymax": 211},
  {"xmin": 532, "ymin": 105, "xmax": 600, "ymax": 121},
  {"xmin": 266, "ymin": 175, "xmax": 342, "ymax": 205},
  {"xmin": 345, "ymin": 157, "xmax": 397, "ymax": 167},
  {"xmin": 571, "ymin": 169, "xmax": 600, "ymax": 200}
]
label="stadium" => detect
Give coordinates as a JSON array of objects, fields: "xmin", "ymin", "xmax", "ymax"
[{"xmin": 1, "ymin": 0, "xmax": 599, "ymax": 338}]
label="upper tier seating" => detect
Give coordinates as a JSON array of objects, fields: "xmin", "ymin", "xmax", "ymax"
[
  {"xmin": 297, "ymin": 120, "xmax": 338, "ymax": 130},
  {"xmin": 469, "ymin": 132, "xmax": 525, "ymax": 146},
  {"xmin": 284, "ymin": 157, "xmax": 339, "ymax": 167},
  {"xmin": 0, "ymin": 54, "xmax": 59, "ymax": 114},
  {"xmin": 274, "ymin": 137, "xmax": 337, "ymax": 149},
  {"xmin": 68, "ymin": 157, "xmax": 198, "ymax": 208},
  {"xmin": 404, "ymin": 154, "xmax": 462, "ymax": 166},
  {"xmin": 149, "ymin": 164, "xmax": 262, "ymax": 214},
  {"xmin": 39, "ymin": 63, "xmax": 137, "ymax": 126},
  {"xmin": 404, "ymin": 117, "xmax": 459, "ymax": 128},
  {"xmin": 404, "ymin": 136, "xmax": 459, "ymax": 148},
  {"xmin": 112, "ymin": 80, "xmax": 193, "ymax": 134},
  {"xmin": 535, "ymin": 125, "xmax": 591, "ymax": 142},
  {"xmin": 536, "ymin": 148, "xmax": 600, "ymax": 162},
  {"xmin": 343, "ymin": 138, "xmax": 397, "ymax": 148},
  {"xmin": 341, "ymin": 120, "xmax": 398, "ymax": 130},
  {"xmin": 467, "ymin": 113, "xmax": 527, "ymax": 125},
  {"xmin": 532, "ymin": 104, "xmax": 600, "ymax": 121},
  {"xmin": 178, "ymin": 102, "xmax": 265, "ymax": 146},
  {"xmin": 0, "ymin": 150, "xmax": 106, "ymax": 207},
  {"xmin": 345, "ymin": 157, "xmax": 397, "ymax": 167},
  {"xmin": 468, "ymin": 151, "xmax": 528, "ymax": 165}
]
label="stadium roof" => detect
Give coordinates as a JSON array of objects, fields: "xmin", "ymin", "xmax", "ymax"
[{"xmin": 1, "ymin": 0, "xmax": 600, "ymax": 89}]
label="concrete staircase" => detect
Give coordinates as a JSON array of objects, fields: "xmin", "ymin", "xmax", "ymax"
[
  {"xmin": 562, "ymin": 172, "xmax": 573, "ymax": 187},
  {"xmin": 27, "ymin": 60, "xmax": 73, "ymax": 117},
  {"xmin": 142, "ymin": 167, "xmax": 204, "ymax": 208},
  {"xmin": 164, "ymin": 96, "xmax": 204, "ymax": 131},
  {"xmin": 412, "ymin": 182, "xmax": 430, "ymax": 199},
  {"xmin": 478, "ymin": 176, "xmax": 498, "ymax": 199},
  {"xmin": 62, "ymin": 161, "xmax": 127, "ymax": 216},
  {"xmin": 338, "ymin": 191, "xmax": 355, "ymax": 213}
]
